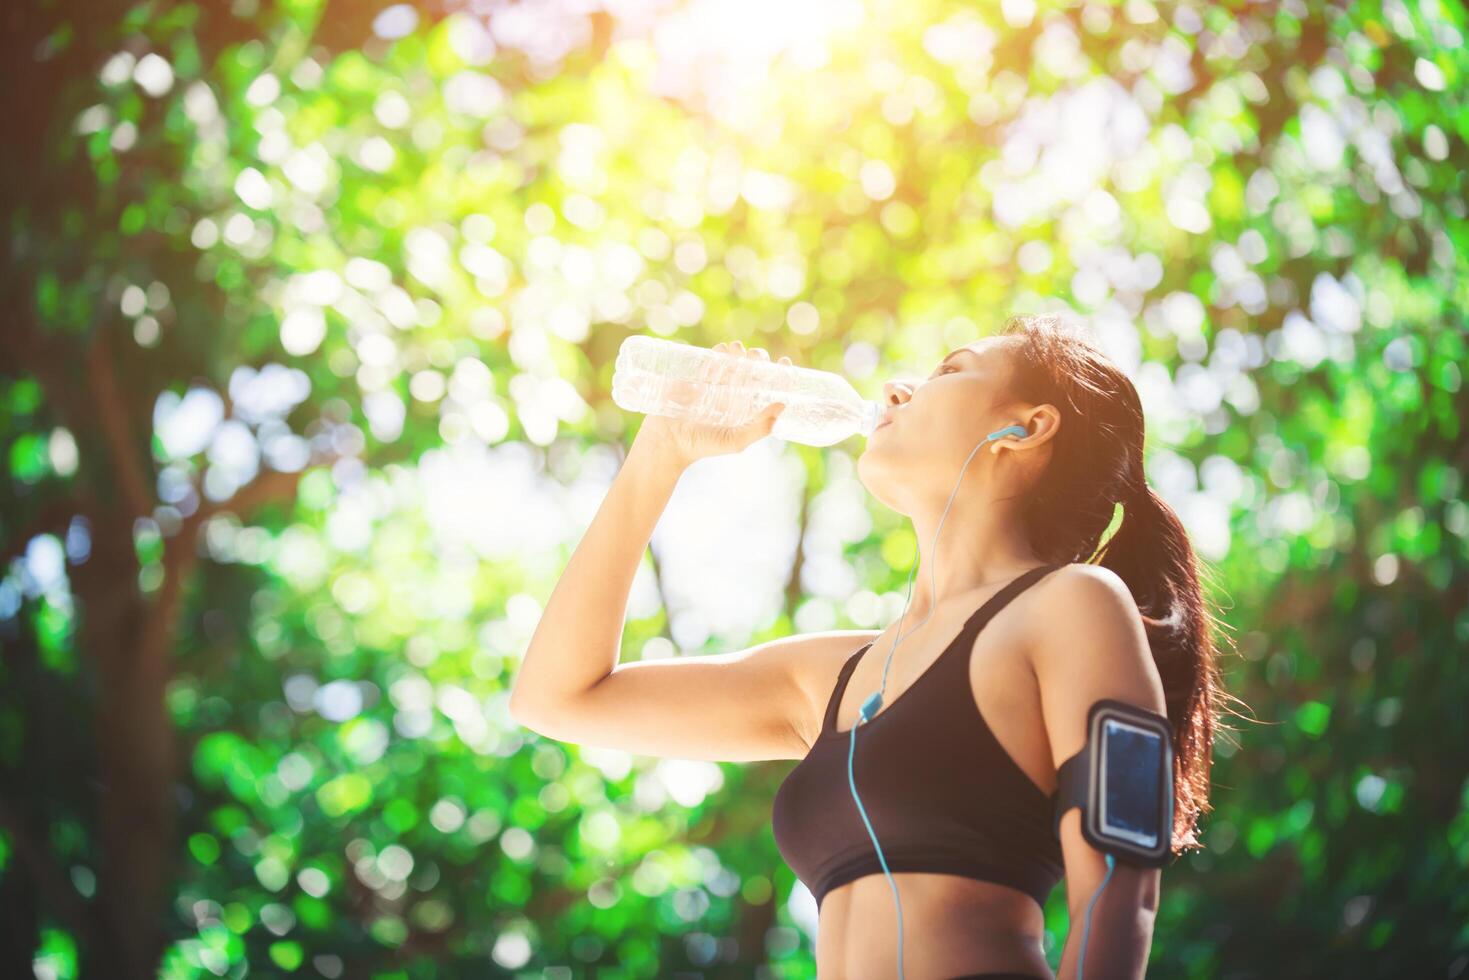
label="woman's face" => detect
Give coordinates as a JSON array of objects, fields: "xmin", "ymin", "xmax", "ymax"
[{"xmin": 857, "ymin": 337, "xmax": 1026, "ymax": 514}]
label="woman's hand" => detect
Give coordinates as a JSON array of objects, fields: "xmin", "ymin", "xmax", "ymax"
[{"xmin": 629, "ymin": 340, "xmax": 791, "ymax": 469}]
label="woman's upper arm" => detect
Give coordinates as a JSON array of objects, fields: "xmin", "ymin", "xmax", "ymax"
[
  {"xmin": 509, "ymin": 630, "xmax": 882, "ymax": 762},
  {"xmin": 1028, "ymin": 565, "xmax": 1167, "ymax": 918}
]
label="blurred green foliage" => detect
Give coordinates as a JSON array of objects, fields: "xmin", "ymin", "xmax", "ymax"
[{"xmin": 1, "ymin": 0, "xmax": 1467, "ymax": 977}]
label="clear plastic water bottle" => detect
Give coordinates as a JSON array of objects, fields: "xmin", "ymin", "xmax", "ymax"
[{"xmin": 611, "ymin": 336, "xmax": 884, "ymax": 448}]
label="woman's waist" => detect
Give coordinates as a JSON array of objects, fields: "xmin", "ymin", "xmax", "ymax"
[
  {"xmin": 821, "ymin": 869, "xmax": 1048, "ymax": 937},
  {"xmin": 819, "ymin": 882, "xmax": 1052, "ymax": 980}
]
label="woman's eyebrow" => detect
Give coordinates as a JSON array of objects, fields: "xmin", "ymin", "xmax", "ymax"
[{"xmin": 939, "ymin": 349, "xmax": 979, "ymax": 368}]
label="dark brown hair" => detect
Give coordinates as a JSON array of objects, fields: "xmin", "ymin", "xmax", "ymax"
[{"xmin": 998, "ymin": 312, "xmax": 1243, "ymax": 855}]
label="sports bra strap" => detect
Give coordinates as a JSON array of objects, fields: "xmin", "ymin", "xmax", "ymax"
[
  {"xmin": 955, "ymin": 563, "xmax": 1067, "ymax": 640},
  {"xmin": 821, "ymin": 644, "xmax": 870, "ymax": 733}
]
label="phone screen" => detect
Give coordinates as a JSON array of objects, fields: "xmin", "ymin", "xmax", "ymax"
[{"xmin": 1099, "ymin": 718, "xmax": 1164, "ymax": 849}]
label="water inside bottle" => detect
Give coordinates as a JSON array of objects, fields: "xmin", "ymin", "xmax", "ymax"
[{"xmin": 612, "ymin": 336, "xmax": 884, "ymax": 447}]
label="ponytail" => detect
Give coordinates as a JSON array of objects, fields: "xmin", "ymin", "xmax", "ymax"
[{"xmin": 1094, "ymin": 478, "xmax": 1228, "ymax": 852}]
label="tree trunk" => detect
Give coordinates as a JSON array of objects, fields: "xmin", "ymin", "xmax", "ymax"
[{"xmin": 73, "ymin": 517, "xmax": 178, "ymax": 980}]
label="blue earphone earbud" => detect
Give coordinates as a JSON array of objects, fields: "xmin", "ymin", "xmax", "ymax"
[
  {"xmin": 846, "ymin": 421, "xmax": 1029, "ymax": 980},
  {"xmin": 986, "ymin": 423, "xmax": 1029, "ymax": 443}
]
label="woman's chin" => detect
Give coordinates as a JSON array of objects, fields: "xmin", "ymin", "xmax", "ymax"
[
  {"xmin": 858, "ymin": 442, "xmax": 900, "ymax": 468},
  {"xmin": 855, "ymin": 461, "xmax": 899, "ymax": 507}
]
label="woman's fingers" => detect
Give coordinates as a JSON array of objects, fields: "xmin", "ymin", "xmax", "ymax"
[
  {"xmin": 707, "ymin": 342, "xmax": 792, "ymax": 436},
  {"xmin": 700, "ymin": 342, "xmax": 723, "ymax": 382}
]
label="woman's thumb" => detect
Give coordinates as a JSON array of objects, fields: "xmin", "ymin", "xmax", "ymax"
[{"xmin": 765, "ymin": 402, "xmax": 787, "ymax": 427}]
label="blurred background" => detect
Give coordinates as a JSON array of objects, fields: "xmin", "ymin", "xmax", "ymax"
[{"xmin": 1, "ymin": 0, "xmax": 1466, "ymax": 977}]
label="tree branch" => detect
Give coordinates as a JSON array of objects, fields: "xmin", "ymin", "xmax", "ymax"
[
  {"xmin": 783, "ymin": 461, "xmax": 811, "ymax": 616},
  {"xmin": 83, "ymin": 329, "xmax": 152, "ymax": 520}
]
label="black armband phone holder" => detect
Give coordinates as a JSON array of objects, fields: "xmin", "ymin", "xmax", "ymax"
[{"xmin": 1052, "ymin": 698, "xmax": 1175, "ymax": 868}]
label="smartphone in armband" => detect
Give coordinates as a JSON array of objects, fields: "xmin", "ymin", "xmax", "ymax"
[{"xmin": 1052, "ymin": 698, "xmax": 1175, "ymax": 868}]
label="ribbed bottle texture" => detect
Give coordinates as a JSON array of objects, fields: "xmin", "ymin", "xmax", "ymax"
[{"xmin": 611, "ymin": 336, "xmax": 882, "ymax": 448}]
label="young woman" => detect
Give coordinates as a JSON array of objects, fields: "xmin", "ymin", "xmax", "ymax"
[{"xmin": 511, "ymin": 314, "xmax": 1231, "ymax": 979}]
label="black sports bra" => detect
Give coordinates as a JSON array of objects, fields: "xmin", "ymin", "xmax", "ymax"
[{"xmin": 771, "ymin": 564, "xmax": 1066, "ymax": 912}]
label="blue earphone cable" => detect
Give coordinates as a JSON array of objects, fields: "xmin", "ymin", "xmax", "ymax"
[
  {"xmin": 844, "ymin": 423, "xmax": 1027, "ymax": 980},
  {"xmin": 1077, "ymin": 853, "xmax": 1116, "ymax": 980},
  {"xmin": 846, "ymin": 724, "xmax": 905, "ymax": 971}
]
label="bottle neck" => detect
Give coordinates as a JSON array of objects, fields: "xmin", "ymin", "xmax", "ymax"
[{"xmin": 863, "ymin": 399, "xmax": 882, "ymax": 435}]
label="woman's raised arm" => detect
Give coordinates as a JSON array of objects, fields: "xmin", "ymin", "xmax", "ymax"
[{"xmin": 508, "ymin": 340, "xmax": 850, "ymax": 762}]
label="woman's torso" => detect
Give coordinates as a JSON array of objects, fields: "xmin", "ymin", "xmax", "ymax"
[{"xmin": 785, "ymin": 566, "xmax": 1068, "ymax": 980}]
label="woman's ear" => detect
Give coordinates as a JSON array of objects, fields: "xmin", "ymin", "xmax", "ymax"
[
  {"xmin": 990, "ymin": 408, "xmax": 1056, "ymax": 454},
  {"xmin": 1027, "ymin": 406, "xmax": 1061, "ymax": 439}
]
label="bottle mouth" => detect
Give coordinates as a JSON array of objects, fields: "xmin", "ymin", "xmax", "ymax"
[{"xmin": 863, "ymin": 400, "xmax": 883, "ymax": 436}]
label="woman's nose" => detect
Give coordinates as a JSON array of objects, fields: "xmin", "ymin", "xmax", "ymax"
[{"xmin": 882, "ymin": 379, "xmax": 916, "ymax": 405}]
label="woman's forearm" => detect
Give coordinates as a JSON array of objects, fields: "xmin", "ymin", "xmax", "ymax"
[
  {"xmin": 509, "ymin": 437, "xmax": 687, "ymax": 722},
  {"xmin": 1056, "ymin": 889, "xmax": 1155, "ymax": 980}
]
